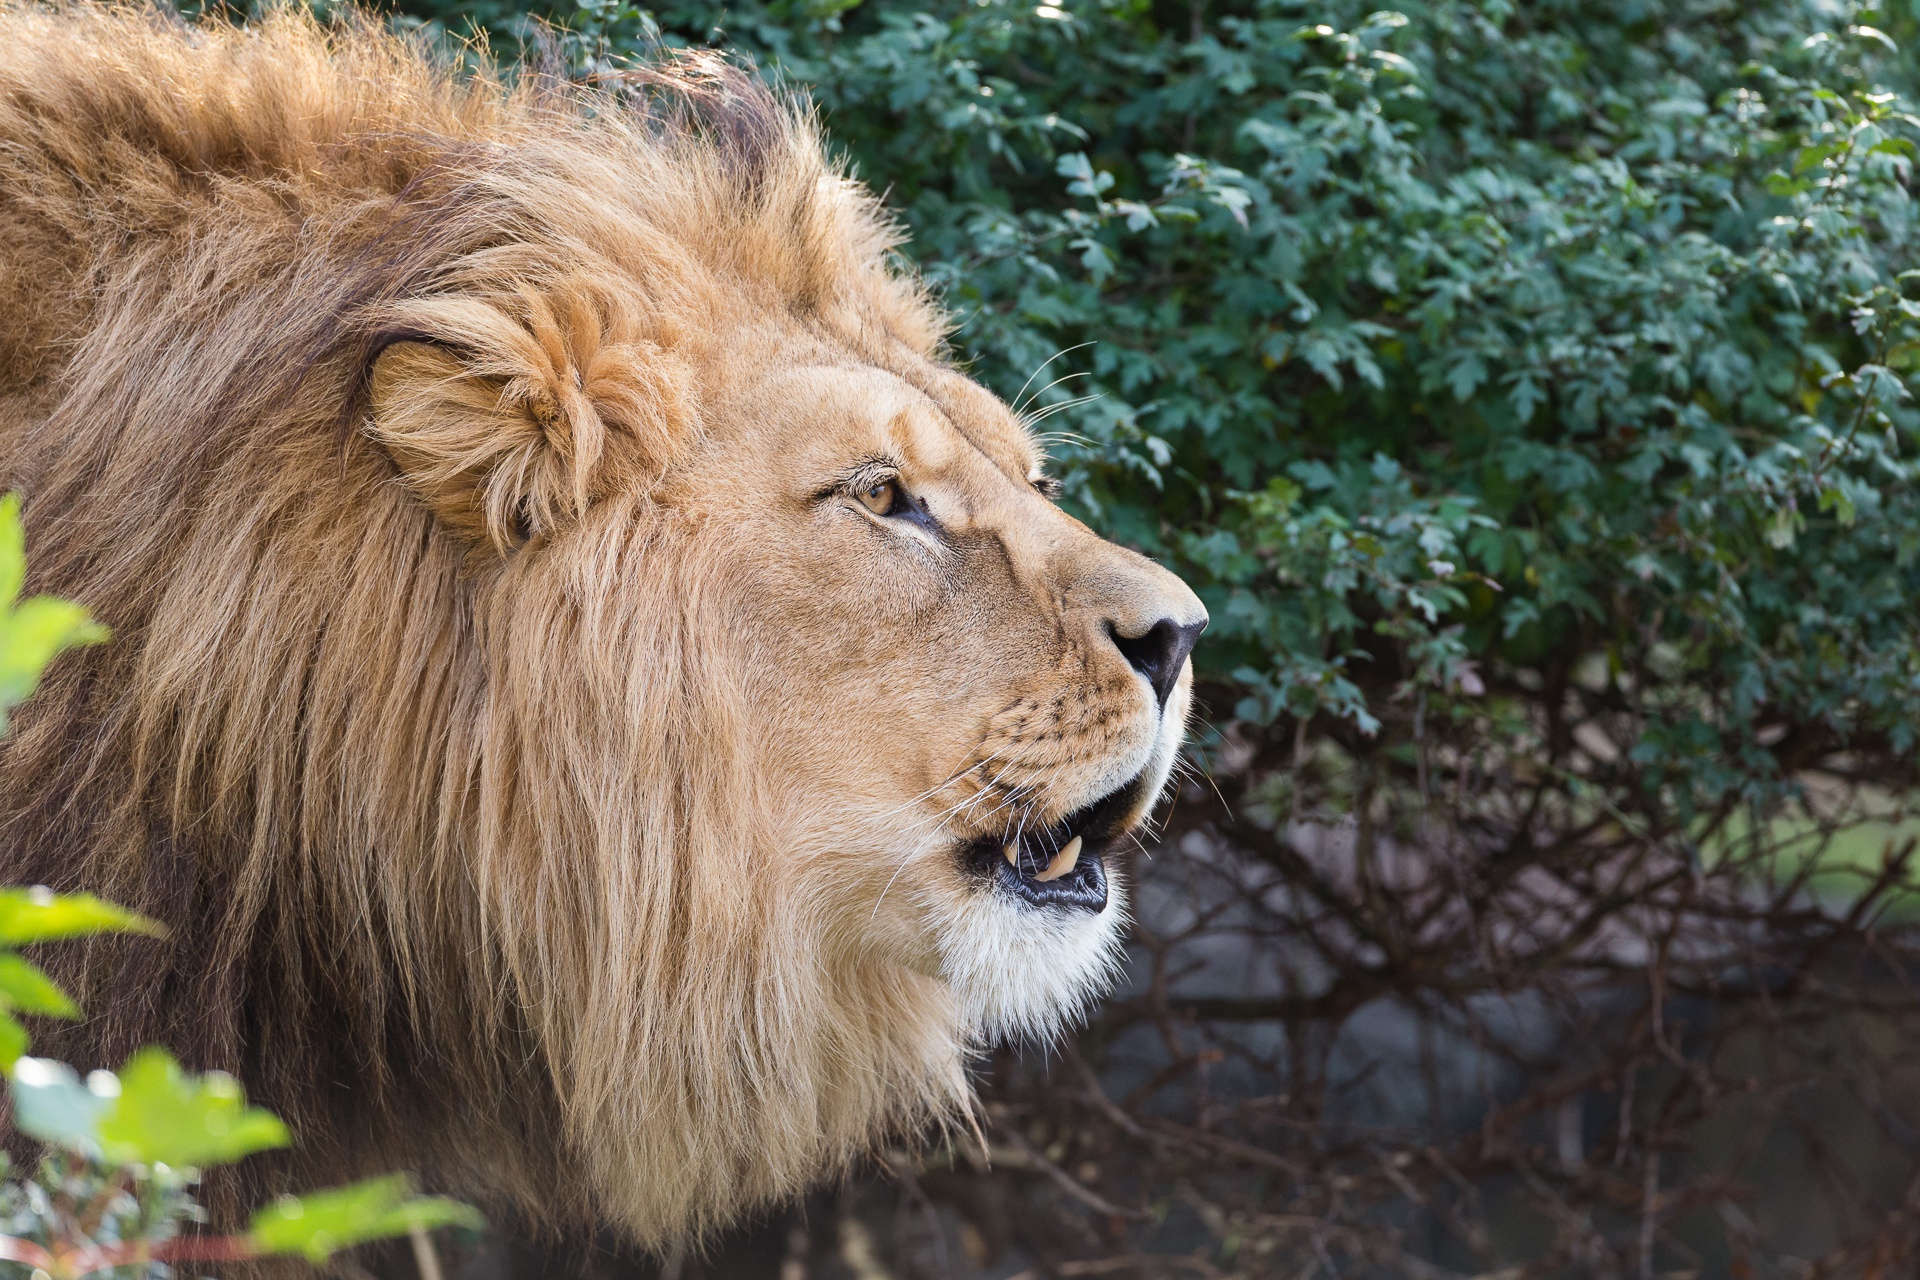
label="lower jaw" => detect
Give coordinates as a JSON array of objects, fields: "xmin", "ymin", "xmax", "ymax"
[
  {"xmin": 952, "ymin": 749, "xmax": 1167, "ymax": 913},
  {"xmin": 959, "ymin": 780, "xmax": 1143, "ymax": 913},
  {"xmin": 993, "ymin": 844, "xmax": 1108, "ymax": 911}
]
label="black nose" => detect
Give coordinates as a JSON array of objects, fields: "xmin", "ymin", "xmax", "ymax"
[{"xmin": 1108, "ymin": 616, "xmax": 1206, "ymax": 707}]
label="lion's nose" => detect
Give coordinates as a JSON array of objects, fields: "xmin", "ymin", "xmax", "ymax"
[{"xmin": 1107, "ymin": 615, "xmax": 1207, "ymax": 707}]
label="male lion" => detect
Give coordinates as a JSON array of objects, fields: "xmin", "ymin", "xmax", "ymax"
[{"xmin": 0, "ymin": 2, "xmax": 1206, "ymax": 1247}]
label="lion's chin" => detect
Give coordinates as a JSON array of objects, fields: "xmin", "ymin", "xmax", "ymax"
[
  {"xmin": 934, "ymin": 682, "xmax": 1191, "ymax": 1045},
  {"xmin": 936, "ymin": 791, "xmax": 1137, "ymax": 1041},
  {"xmin": 934, "ymin": 867, "xmax": 1130, "ymax": 1045}
]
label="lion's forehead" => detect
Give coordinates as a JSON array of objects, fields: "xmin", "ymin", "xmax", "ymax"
[
  {"xmin": 738, "ymin": 360, "xmax": 1036, "ymax": 503},
  {"xmin": 899, "ymin": 363, "xmax": 1039, "ymax": 479}
]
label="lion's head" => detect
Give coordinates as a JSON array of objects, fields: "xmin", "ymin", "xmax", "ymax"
[{"xmin": 0, "ymin": 6, "xmax": 1202, "ymax": 1244}]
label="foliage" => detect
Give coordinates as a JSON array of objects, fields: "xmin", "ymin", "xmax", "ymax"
[
  {"xmin": 13, "ymin": 1050, "xmax": 292, "ymax": 1167},
  {"xmin": 0, "ymin": 497, "xmax": 481, "ymax": 1280},
  {"xmin": 2, "ymin": 1052, "xmax": 480, "ymax": 1279},
  {"xmin": 0, "ymin": 494, "xmax": 103, "ymax": 736},
  {"xmin": 0, "ymin": 890, "xmax": 160, "ymax": 1072},
  {"xmin": 397, "ymin": 0, "xmax": 1920, "ymax": 795}
]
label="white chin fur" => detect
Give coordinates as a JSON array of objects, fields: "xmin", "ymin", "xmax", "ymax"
[
  {"xmin": 936, "ymin": 870, "xmax": 1130, "ymax": 1044},
  {"xmin": 935, "ymin": 683, "xmax": 1190, "ymax": 1044}
]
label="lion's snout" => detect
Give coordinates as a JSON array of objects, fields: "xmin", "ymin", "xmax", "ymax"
[
  {"xmin": 1046, "ymin": 522, "xmax": 1208, "ymax": 714},
  {"xmin": 1106, "ymin": 615, "xmax": 1207, "ymax": 707}
]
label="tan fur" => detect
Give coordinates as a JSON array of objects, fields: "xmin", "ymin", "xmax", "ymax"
[{"xmin": 0, "ymin": 3, "xmax": 1204, "ymax": 1246}]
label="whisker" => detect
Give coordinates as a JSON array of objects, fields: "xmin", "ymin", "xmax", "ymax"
[
  {"xmin": 871, "ymin": 758, "xmax": 1038, "ymax": 920},
  {"xmin": 1031, "ymin": 430, "xmax": 1096, "ymax": 450},
  {"xmin": 1180, "ymin": 718, "xmax": 1234, "ymax": 814},
  {"xmin": 874, "ymin": 739, "xmax": 1021, "ymax": 825},
  {"xmin": 870, "ymin": 837, "xmax": 926, "ymax": 920},
  {"xmin": 936, "ymin": 757, "xmax": 1030, "ymax": 835},
  {"xmin": 966, "ymin": 775, "xmax": 1036, "ymax": 832},
  {"xmin": 1022, "ymin": 394, "xmax": 1103, "ymax": 428},
  {"xmin": 1009, "ymin": 342, "xmax": 1096, "ymax": 417},
  {"xmin": 1014, "ymin": 371, "xmax": 1091, "ymax": 421}
]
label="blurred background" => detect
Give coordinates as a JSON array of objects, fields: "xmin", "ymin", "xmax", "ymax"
[{"xmin": 320, "ymin": 0, "xmax": 1920, "ymax": 1274}]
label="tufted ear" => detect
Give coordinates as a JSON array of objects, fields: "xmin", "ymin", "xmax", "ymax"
[{"xmin": 367, "ymin": 282, "xmax": 698, "ymax": 548}]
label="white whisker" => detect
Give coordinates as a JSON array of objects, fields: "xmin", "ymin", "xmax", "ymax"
[
  {"xmin": 1013, "ymin": 371, "xmax": 1090, "ymax": 421},
  {"xmin": 1009, "ymin": 342, "xmax": 1096, "ymax": 417}
]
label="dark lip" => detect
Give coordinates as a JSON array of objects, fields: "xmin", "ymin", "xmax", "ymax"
[{"xmin": 960, "ymin": 771, "xmax": 1148, "ymax": 913}]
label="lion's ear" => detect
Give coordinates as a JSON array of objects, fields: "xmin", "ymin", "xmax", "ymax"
[{"xmin": 367, "ymin": 286, "xmax": 697, "ymax": 548}]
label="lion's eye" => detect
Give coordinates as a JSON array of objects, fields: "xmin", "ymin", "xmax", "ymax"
[{"xmin": 857, "ymin": 478, "xmax": 900, "ymax": 517}]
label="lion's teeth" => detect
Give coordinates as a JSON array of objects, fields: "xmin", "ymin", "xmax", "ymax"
[
  {"xmin": 1003, "ymin": 842, "xmax": 1019, "ymax": 867},
  {"xmin": 1034, "ymin": 835, "xmax": 1083, "ymax": 883}
]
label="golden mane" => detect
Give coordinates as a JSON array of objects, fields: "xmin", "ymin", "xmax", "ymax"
[{"xmin": 0, "ymin": 3, "xmax": 962, "ymax": 1237}]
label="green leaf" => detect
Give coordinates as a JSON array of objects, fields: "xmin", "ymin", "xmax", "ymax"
[
  {"xmin": 0, "ymin": 491, "xmax": 109, "ymax": 733},
  {"xmin": 0, "ymin": 595, "xmax": 107, "ymax": 733},
  {"xmin": 0, "ymin": 493, "xmax": 21, "ymax": 611},
  {"xmin": 0, "ymin": 887, "xmax": 166, "ymax": 946},
  {"xmin": 1792, "ymin": 143, "xmax": 1834, "ymax": 176},
  {"xmin": 10, "ymin": 1049, "xmax": 290, "ymax": 1167},
  {"xmin": 9, "ymin": 1056, "xmax": 109, "ymax": 1156},
  {"xmin": 1846, "ymin": 23, "xmax": 1898, "ymax": 52},
  {"xmin": 1765, "ymin": 505, "xmax": 1803, "ymax": 549},
  {"xmin": 0, "ymin": 954, "xmax": 78, "ymax": 1019},
  {"xmin": 94, "ymin": 1047, "xmax": 290, "ymax": 1168},
  {"xmin": 0, "ymin": 1011, "xmax": 29, "ymax": 1070},
  {"xmin": 1818, "ymin": 484, "xmax": 1858, "ymax": 527},
  {"xmin": 249, "ymin": 1176, "xmax": 485, "ymax": 1263}
]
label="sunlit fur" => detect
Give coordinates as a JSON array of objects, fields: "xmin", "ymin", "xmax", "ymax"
[{"xmin": 0, "ymin": 3, "xmax": 1204, "ymax": 1246}]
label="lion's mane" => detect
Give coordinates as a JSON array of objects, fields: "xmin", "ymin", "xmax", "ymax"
[{"xmin": 0, "ymin": 3, "xmax": 970, "ymax": 1240}]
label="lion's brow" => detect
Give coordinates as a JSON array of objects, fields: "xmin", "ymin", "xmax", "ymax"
[{"xmin": 913, "ymin": 399, "xmax": 1038, "ymax": 496}]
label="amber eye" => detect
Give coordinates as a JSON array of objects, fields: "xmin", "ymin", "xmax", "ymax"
[{"xmin": 857, "ymin": 478, "xmax": 900, "ymax": 517}]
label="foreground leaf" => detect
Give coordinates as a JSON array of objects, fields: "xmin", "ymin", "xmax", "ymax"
[
  {"xmin": 9, "ymin": 1056, "xmax": 109, "ymax": 1156},
  {"xmin": 0, "ymin": 492, "xmax": 108, "ymax": 732},
  {"xmin": 249, "ymin": 1175, "xmax": 485, "ymax": 1262},
  {"xmin": 0, "ymin": 594, "xmax": 107, "ymax": 728},
  {"xmin": 0, "ymin": 492, "xmax": 22, "ymax": 611},
  {"xmin": 0, "ymin": 953, "xmax": 78, "ymax": 1019},
  {"xmin": 94, "ymin": 1047, "xmax": 290, "ymax": 1167},
  {"xmin": 0, "ymin": 1010, "xmax": 26, "ymax": 1069},
  {"xmin": 0, "ymin": 887, "xmax": 165, "ymax": 946}
]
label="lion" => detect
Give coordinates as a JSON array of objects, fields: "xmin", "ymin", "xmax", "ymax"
[{"xmin": 0, "ymin": 2, "xmax": 1206, "ymax": 1248}]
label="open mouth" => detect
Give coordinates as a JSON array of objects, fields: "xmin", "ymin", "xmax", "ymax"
[{"xmin": 961, "ymin": 774, "xmax": 1146, "ymax": 912}]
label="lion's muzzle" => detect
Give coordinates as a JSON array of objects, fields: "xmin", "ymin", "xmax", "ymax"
[
  {"xmin": 1107, "ymin": 616, "xmax": 1207, "ymax": 708},
  {"xmin": 961, "ymin": 760, "xmax": 1166, "ymax": 911}
]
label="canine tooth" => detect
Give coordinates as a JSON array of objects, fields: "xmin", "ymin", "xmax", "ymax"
[
  {"xmin": 1034, "ymin": 835, "xmax": 1083, "ymax": 883},
  {"xmin": 1003, "ymin": 842, "xmax": 1019, "ymax": 867}
]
